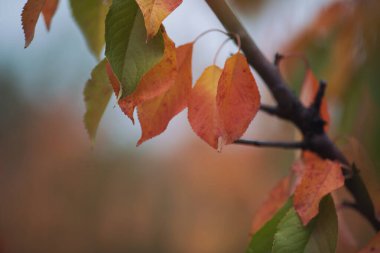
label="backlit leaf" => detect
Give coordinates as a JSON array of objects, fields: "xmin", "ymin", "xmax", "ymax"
[
  {"xmin": 105, "ymin": 0, "xmax": 165, "ymax": 98},
  {"xmin": 273, "ymin": 195, "xmax": 338, "ymax": 253},
  {"xmin": 294, "ymin": 153, "xmax": 344, "ymax": 225},
  {"xmin": 136, "ymin": 0, "xmax": 183, "ymax": 40},
  {"xmin": 41, "ymin": 0, "xmax": 59, "ymax": 30},
  {"xmin": 83, "ymin": 59, "xmax": 113, "ymax": 142},
  {"xmin": 217, "ymin": 53, "xmax": 260, "ymax": 145},
  {"xmin": 137, "ymin": 43, "xmax": 193, "ymax": 145},
  {"xmin": 251, "ymin": 176, "xmax": 290, "ymax": 233},
  {"xmin": 70, "ymin": 0, "xmax": 110, "ymax": 58},
  {"xmin": 188, "ymin": 66, "xmax": 223, "ymax": 149},
  {"xmin": 358, "ymin": 232, "xmax": 380, "ymax": 253}
]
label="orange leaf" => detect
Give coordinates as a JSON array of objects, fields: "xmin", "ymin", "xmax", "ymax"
[
  {"xmin": 188, "ymin": 66, "xmax": 223, "ymax": 149},
  {"xmin": 22, "ymin": 0, "xmax": 46, "ymax": 48},
  {"xmin": 137, "ymin": 43, "xmax": 193, "ymax": 145},
  {"xmin": 106, "ymin": 31, "xmax": 177, "ymax": 123},
  {"xmin": 42, "ymin": 0, "xmax": 59, "ymax": 30},
  {"xmin": 217, "ymin": 53, "xmax": 260, "ymax": 145},
  {"xmin": 251, "ymin": 176, "xmax": 290, "ymax": 233},
  {"xmin": 136, "ymin": 0, "xmax": 183, "ymax": 40},
  {"xmin": 358, "ymin": 232, "xmax": 380, "ymax": 253},
  {"xmin": 300, "ymin": 69, "xmax": 330, "ymax": 131},
  {"xmin": 294, "ymin": 153, "xmax": 344, "ymax": 225}
]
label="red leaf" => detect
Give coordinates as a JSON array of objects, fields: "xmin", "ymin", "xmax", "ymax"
[
  {"xmin": 22, "ymin": 0, "xmax": 46, "ymax": 48},
  {"xmin": 21, "ymin": 0, "xmax": 59, "ymax": 48},
  {"xmin": 137, "ymin": 43, "xmax": 193, "ymax": 145},
  {"xmin": 251, "ymin": 176, "xmax": 291, "ymax": 233},
  {"xmin": 217, "ymin": 52, "xmax": 261, "ymax": 145},
  {"xmin": 294, "ymin": 153, "xmax": 344, "ymax": 225},
  {"xmin": 188, "ymin": 66, "xmax": 223, "ymax": 149},
  {"xmin": 42, "ymin": 0, "xmax": 59, "ymax": 30}
]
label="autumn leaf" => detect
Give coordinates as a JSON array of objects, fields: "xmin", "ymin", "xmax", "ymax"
[
  {"xmin": 294, "ymin": 153, "xmax": 344, "ymax": 225},
  {"xmin": 251, "ymin": 176, "xmax": 290, "ymax": 233},
  {"xmin": 22, "ymin": 0, "xmax": 59, "ymax": 48},
  {"xmin": 188, "ymin": 66, "xmax": 223, "ymax": 149},
  {"xmin": 122, "ymin": 31, "xmax": 177, "ymax": 121},
  {"xmin": 137, "ymin": 43, "xmax": 193, "ymax": 145},
  {"xmin": 83, "ymin": 59, "xmax": 113, "ymax": 142},
  {"xmin": 300, "ymin": 69, "xmax": 330, "ymax": 130},
  {"xmin": 70, "ymin": 0, "xmax": 110, "ymax": 58},
  {"xmin": 217, "ymin": 53, "xmax": 260, "ymax": 145},
  {"xmin": 358, "ymin": 232, "xmax": 380, "ymax": 253},
  {"xmin": 105, "ymin": 0, "xmax": 165, "ymax": 99},
  {"xmin": 41, "ymin": 0, "xmax": 58, "ymax": 30},
  {"xmin": 135, "ymin": 0, "xmax": 183, "ymax": 40}
]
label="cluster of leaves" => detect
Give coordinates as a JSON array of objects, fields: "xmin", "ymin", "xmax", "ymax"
[{"xmin": 20, "ymin": 0, "xmax": 380, "ymax": 252}]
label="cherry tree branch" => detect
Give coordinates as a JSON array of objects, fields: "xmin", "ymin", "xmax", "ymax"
[
  {"xmin": 235, "ymin": 139, "xmax": 306, "ymax": 149},
  {"xmin": 205, "ymin": 0, "xmax": 380, "ymax": 231}
]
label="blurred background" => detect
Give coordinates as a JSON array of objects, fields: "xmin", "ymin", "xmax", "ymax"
[{"xmin": 0, "ymin": 0, "xmax": 379, "ymax": 252}]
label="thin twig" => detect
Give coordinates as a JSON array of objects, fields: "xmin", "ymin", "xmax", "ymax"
[{"xmin": 234, "ymin": 139, "xmax": 306, "ymax": 149}]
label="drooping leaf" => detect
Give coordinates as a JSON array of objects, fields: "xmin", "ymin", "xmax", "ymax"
[
  {"xmin": 247, "ymin": 198, "xmax": 293, "ymax": 253},
  {"xmin": 41, "ymin": 0, "xmax": 59, "ymax": 30},
  {"xmin": 121, "ymin": 31, "xmax": 177, "ymax": 121},
  {"xmin": 358, "ymin": 232, "xmax": 380, "ymax": 253},
  {"xmin": 300, "ymin": 69, "xmax": 330, "ymax": 131},
  {"xmin": 105, "ymin": 0, "xmax": 165, "ymax": 98},
  {"xmin": 21, "ymin": 0, "xmax": 45, "ymax": 48},
  {"xmin": 70, "ymin": 0, "xmax": 110, "ymax": 58},
  {"xmin": 251, "ymin": 176, "xmax": 291, "ymax": 233},
  {"xmin": 83, "ymin": 59, "xmax": 113, "ymax": 142},
  {"xmin": 294, "ymin": 153, "xmax": 344, "ymax": 225},
  {"xmin": 137, "ymin": 43, "xmax": 193, "ymax": 145},
  {"xmin": 217, "ymin": 52, "xmax": 260, "ymax": 145},
  {"xmin": 135, "ymin": 0, "xmax": 183, "ymax": 40},
  {"xmin": 272, "ymin": 195, "xmax": 338, "ymax": 253},
  {"xmin": 188, "ymin": 66, "xmax": 223, "ymax": 149}
]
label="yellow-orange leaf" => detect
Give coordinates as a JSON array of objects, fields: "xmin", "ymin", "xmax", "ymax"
[
  {"xmin": 106, "ymin": 31, "xmax": 176, "ymax": 123},
  {"xmin": 251, "ymin": 176, "xmax": 290, "ymax": 233},
  {"xmin": 294, "ymin": 153, "xmax": 344, "ymax": 225},
  {"xmin": 22, "ymin": 0, "xmax": 46, "ymax": 48},
  {"xmin": 137, "ymin": 43, "xmax": 193, "ymax": 145},
  {"xmin": 188, "ymin": 66, "xmax": 223, "ymax": 149},
  {"xmin": 300, "ymin": 69, "xmax": 330, "ymax": 131},
  {"xmin": 217, "ymin": 53, "xmax": 260, "ymax": 144},
  {"xmin": 136, "ymin": 0, "xmax": 183, "ymax": 40},
  {"xmin": 42, "ymin": 0, "xmax": 59, "ymax": 30},
  {"xmin": 358, "ymin": 232, "xmax": 380, "ymax": 253},
  {"xmin": 22, "ymin": 0, "xmax": 59, "ymax": 48}
]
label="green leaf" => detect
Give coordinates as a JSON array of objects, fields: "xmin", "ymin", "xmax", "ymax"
[
  {"xmin": 105, "ymin": 0, "xmax": 165, "ymax": 98},
  {"xmin": 247, "ymin": 198, "xmax": 292, "ymax": 253},
  {"xmin": 70, "ymin": 0, "xmax": 110, "ymax": 59},
  {"xmin": 83, "ymin": 59, "xmax": 113, "ymax": 142},
  {"xmin": 272, "ymin": 195, "xmax": 338, "ymax": 253}
]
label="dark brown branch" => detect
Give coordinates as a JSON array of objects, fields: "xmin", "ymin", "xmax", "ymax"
[
  {"xmin": 235, "ymin": 139, "xmax": 306, "ymax": 149},
  {"xmin": 205, "ymin": 0, "xmax": 380, "ymax": 231}
]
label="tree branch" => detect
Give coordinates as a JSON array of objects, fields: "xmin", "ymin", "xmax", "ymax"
[
  {"xmin": 235, "ymin": 139, "xmax": 306, "ymax": 149},
  {"xmin": 205, "ymin": 0, "xmax": 380, "ymax": 231}
]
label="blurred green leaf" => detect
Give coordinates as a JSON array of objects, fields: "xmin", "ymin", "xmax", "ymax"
[
  {"xmin": 70, "ymin": 0, "xmax": 110, "ymax": 59},
  {"xmin": 105, "ymin": 0, "xmax": 164, "ymax": 98},
  {"xmin": 83, "ymin": 59, "xmax": 112, "ymax": 142}
]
